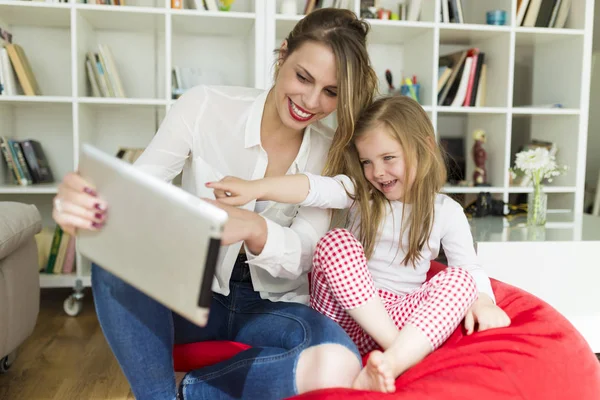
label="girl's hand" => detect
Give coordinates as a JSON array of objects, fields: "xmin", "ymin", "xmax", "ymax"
[
  {"xmin": 52, "ymin": 172, "xmax": 108, "ymax": 236},
  {"xmin": 205, "ymin": 176, "xmax": 262, "ymax": 206},
  {"xmin": 464, "ymin": 293, "xmax": 511, "ymax": 335}
]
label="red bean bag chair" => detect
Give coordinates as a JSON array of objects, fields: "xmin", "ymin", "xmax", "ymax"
[{"xmin": 173, "ymin": 261, "xmax": 600, "ymax": 399}]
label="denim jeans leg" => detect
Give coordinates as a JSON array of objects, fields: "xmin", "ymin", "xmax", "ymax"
[
  {"xmin": 91, "ymin": 263, "xmax": 225, "ymax": 400},
  {"xmin": 181, "ymin": 281, "xmax": 361, "ymax": 400}
]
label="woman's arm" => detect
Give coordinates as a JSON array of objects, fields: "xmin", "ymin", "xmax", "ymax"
[{"xmin": 206, "ymin": 173, "xmax": 355, "ymax": 210}]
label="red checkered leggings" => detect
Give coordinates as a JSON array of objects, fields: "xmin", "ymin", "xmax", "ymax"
[{"xmin": 310, "ymin": 228, "xmax": 478, "ymax": 356}]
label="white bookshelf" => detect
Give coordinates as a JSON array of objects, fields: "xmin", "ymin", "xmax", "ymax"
[{"xmin": 0, "ymin": 0, "xmax": 594, "ymax": 304}]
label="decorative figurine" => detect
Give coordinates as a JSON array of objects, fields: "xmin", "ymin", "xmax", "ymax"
[{"xmin": 472, "ymin": 129, "xmax": 488, "ymax": 186}]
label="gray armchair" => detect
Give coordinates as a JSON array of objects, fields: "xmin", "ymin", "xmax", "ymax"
[{"xmin": 0, "ymin": 201, "xmax": 41, "ymax": 372}]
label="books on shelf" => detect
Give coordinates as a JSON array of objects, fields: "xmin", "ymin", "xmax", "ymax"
[
  {"xmin": 38, "ymin": 225, "xmax": 75, "ymax": 275},
  {"xmin": 0, "ymin": 41, "xmax": 41, "ymax": 97},
  {"xmin": 85, "ymin": 44, "xmax": 126, "ymax": 98},
  {"xmin": 439, "ymin": 0, "xmax": 464, "ymax": 23},
  {"xmin": 438, "ymin": 48, "xmax": 487, "ymax": 107},
  {"xmin": 0, "ymin": 137, "xmax": 54, "ymax": 186},
  {"xmin": 517, "ymin": 0, "xmax": 572, "ymax": 28}
]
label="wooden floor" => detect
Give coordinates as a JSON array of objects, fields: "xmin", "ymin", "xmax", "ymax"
[{"xmin": 0, "ymin": 288, "xmax": 134, "ymax": 400}]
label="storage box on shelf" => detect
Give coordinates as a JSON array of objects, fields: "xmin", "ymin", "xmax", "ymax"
[{"xmin": 0, "ymin": 0, "xmax": 593, "ymax": 315}]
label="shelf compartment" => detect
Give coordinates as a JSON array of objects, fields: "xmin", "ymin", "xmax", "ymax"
[
  {"xmin": 439, "ymin": 28, "xmax": 510, "ymax": 108},
  {"xmin": 77, "ymin": 102, "xmax": 164, "ymax": 160},
  {"xmin": 2, "ymin": 22, "xmax": 72, "ymax": 97},
  {"xmin": 437, "ymin": 112, "xmax": 507, "ymax": 188},
  {"xmin": 368, "ymin": 28, "xmax": 435, "ymax": 106},
  {"xmin": 75, "ymin": 10, "xmax": 166, "ymax": 99},
  {"xmin": 0, "ymin": 102, "xmax": 73, "ymax": 186},
  {"xmin": 439, "ymin": 0, "xmax": 512, "ymax": 25},
  {"xmin": 513, "ymin": 32, "xmax": 583, "ymax": 109},
  {"xmin": 0, "ymin": 1, "xmax": 70, "ymax": 28},
  {"xmin": 510, "ymin": 114, "xmax": 579, "ymax": 187},
  {"xmin": 171, "ymin": 19, "xmax": 257, "ymax": 88}
]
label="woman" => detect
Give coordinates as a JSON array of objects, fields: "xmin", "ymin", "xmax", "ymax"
[{"xmin": 52, "ymin": 8, "xmax": 379, "ymax": 400}]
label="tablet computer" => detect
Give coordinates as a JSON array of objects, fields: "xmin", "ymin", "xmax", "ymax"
[{"xmin": 77, "ymin": 144, "xmax": 227, "ymax": 327}]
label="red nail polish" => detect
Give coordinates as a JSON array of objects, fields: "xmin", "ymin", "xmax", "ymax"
[
  {"xmin": 95, "ymin": 212, "xmax": 103, "ymax": 219},
  {"xmin": 92, "ymin": 222, "xmax": 103, "ymax": 229},
  {"xmin": 95, "ymin": 203, "xmax": 105, "ymax": 211},
  {"xmin": 84, "ymin": 187, "xmax": 97, "ymax": 196}
]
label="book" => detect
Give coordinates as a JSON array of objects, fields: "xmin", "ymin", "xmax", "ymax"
[
  {"xmin": 5, "ymin": 44, "xmax": 41, "ymax": 96},
  {"xmin": 61, "ymin": 236, "xmax": 76, "ymax": 274},
  {"xmin": 469, "ymin": 52, "xmax": 485, "ymax": 106},
  {"xmin": 34, "ymin": 227, "xmax": 55, "ymax": 272},
  {"xmin": 553, "ymin": 0, "xmax": 571, "ymax": 28},
  {"xmin": 0, "ymin": 136, "xmax": 20, "ymax": 184},
  {"xmin": 53, "ymin": 232, "xmax": 71, "ymax": 274},
  {"xmin": 45, "ymin": 225, "xmax": 64, "ymax": 273},
  {"xmin": 450, "ymin": 56, "xmax": 472, "ymax": 107},
  {"xmin": 20, "ymin": 139, "xmax": 55, "ymax": 183},
  {"xmin": 437, "ymin": 66, "xmax": 453, "ymax": 94},
  {"xmin": 438, "ymin": 49, "xmax": 468, "ymax": 105},
  {"xmin": 99, "ymin": 44, "xmax": 126, "ymax": 98},
  {"xmin": 0, "ymin": 48, "xmax": 18, "ymax": 96},
  {"xmin": 548, "ymin": 0, "xmax": 562, "ymax": 27},
  {"xmin": 475, "ymin": 64, "xmax": 487, "ymax": 107},
  {"xmin": 535, "ymin": 0, "xmax": 558, "ymax": 27},
  {"xmin": 522, "ymin": 0, "xmax": 543, "ymax": 27},
  {"xmin": 9, "ymin": 140, "xmax": 33, "ymax": 184},
  {"xmin": 517, "ymin": 0, "xmax": 531, "ymax": 26}
]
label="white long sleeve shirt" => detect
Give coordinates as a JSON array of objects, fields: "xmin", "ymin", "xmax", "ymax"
[
  {"xmin": 133, "ymin": 85, "xmax": 335, "ymax": 304},
  {"xmin": 302, "ymin": 173, "xmax": 496, "ymax": 302}
]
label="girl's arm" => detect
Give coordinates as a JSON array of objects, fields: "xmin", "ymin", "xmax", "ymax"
[
  {"xmin": 440, "ymin": 199, "xmax": 496, "ymax": 303},
  {"xmin": 206, "ymin": 173, "xmax": 355, "ymax": 209}
]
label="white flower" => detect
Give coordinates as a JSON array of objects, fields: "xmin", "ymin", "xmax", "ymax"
[{"xmin": 513, "ymin": 147, "xmax": 567, "ymax": 186}]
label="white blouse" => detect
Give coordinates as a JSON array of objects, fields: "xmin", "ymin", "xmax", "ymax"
[
  {"xmin": 134, "ymin": 85, "xmax": 335, "ymax": 304},
  {"xmin": 302, "ymin": 173, "xmax": 496, "ymax": 302}
]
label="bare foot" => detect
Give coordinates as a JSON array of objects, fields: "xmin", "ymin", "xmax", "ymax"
[{"xmin": 352, "ymin": 350, "xmax": 396, "ymax": 393}]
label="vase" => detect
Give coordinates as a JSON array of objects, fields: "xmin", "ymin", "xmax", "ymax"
[{"xmin": 527, "ymin": 184, "xmax": 547, "ymax": 226}]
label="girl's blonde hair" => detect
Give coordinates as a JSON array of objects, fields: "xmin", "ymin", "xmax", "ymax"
[
  {"xmin": 274, "ymin": 8, "xmax": 378, "ymax": 174},
  {"xmin": 345, "ymin": 96, "xmax": 447, "ymax": 266}
]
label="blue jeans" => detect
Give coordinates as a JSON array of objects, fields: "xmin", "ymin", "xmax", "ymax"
[{"xmin": 91, "ymin": 255, "xmax": 360, "ymax": 400}]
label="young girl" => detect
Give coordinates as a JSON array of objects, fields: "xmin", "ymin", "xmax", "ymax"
[{"xmin": 206, "ymin": 95, "xmax": 511, "ymax": 393}]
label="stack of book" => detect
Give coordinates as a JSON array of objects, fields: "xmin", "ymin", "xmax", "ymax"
[
  {"xmin": 0, "ymin": 28, "xmax": 42, "ymax": 97},
  {"xmin": 517, "ymin": 0, "xmax": 572, "ymax": 28},
  {"xmin": 37, "ymin": 225, "xmax": 76, "ymax": 275},
  {"xmin": 437, "ymin": 48, "xmax": 487, "ymax": 107},
  {"xmin": 0, "ymin": 137, "xmax": 54, "ymax": 186},
  {"xmin": 85, "ymin": 44, "xmax": 126, "ymax": 98}
]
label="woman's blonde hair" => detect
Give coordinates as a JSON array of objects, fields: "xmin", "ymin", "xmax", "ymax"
[
  {"xmin": 274, "ymin": 8, "xmax": 378, "ymax": 175},
  {"xmin": 345, "ymin": 96, "xmax": 447, "ymax": 266}
]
